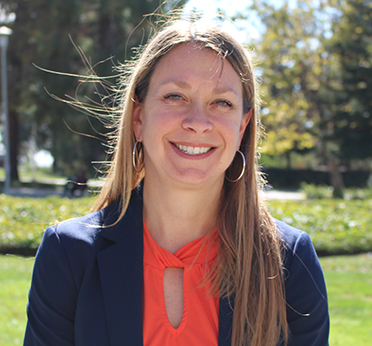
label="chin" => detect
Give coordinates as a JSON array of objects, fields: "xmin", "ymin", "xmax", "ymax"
[{"xmin": 170, "ymin": 169, "xmax": 224, "ymax": 188}]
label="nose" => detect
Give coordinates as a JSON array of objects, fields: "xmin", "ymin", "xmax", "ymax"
[{"xmin": 181, "ymin": 103, "xmax": 213, "ymax": 133}]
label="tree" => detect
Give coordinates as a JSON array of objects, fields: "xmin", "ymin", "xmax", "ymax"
[
  {"xmin": 248, "ymin": 1, "xmax": 321, "ymax": 164},
  {"xmin": 2, "ymin": 0, "xmax": 184, "ymax": 180},
  {"xmin": 330, "ymin": 0, "xmax": 372, "ymax": 162},
  {"xmin": 0, "ymin": 4, "xmax": 19, "ymax": 183},
  {"xmin": 239, "ymin": 0, "xmax": 371, "ymax": 195}
]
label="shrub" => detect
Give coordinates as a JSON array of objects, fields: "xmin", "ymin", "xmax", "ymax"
[
  {"xmin": 300, "ymin": 182, "xmax": 334, "ymax": 199},
  {"xmin": 1, "ymin": 195, "xmax": 372, "ymax": 256},
  {"xmin": 0, "ymin": 195, "xmax": 94, "ymax": 255},
  {"xmin": 300, "ymin": 182, "xmax": 372, "ymax": 200},
  {"xmin": 344, "ymin": 187, "xmax": 372, "ymax": 200},
  {"xmin": 268, "ymin": 199, "xmax": 372, "ymax": 256}
]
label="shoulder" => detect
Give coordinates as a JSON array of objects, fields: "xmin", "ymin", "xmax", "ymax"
[
  {"xmin": 37, "ymin": 191, "xmax": 143, "ymax": 267},
  {"xmin": 275, "ymin": 219, "xmax": 312, "ymax": 252},
  {"xmin": 275, "ymin": 219, "xmax": 318, "ymax": 269},
  {"xmin": 41, "ymin": 203, "xmax": 114, "ymax": 254},
  {"xmin": 274, "ymin": 219, "xmax": 323, "ymax": 288},
  {"xmin": 45, "ymin": 194, "xmax": 138, "ymax": 244},
  {"xmin": 48, "ymin": 208, "xmax": 105, "ymax": 244},
  {"xmin": 274, "ymin": 219, "xmax": 330, "ymax": 345},
  {"xmin": 274, "ymin": 218, "xmax": 326, "ymax": 305},
  {"xmin": 36, "ymin": 201, "xmax": 125, "ymax": 274}
]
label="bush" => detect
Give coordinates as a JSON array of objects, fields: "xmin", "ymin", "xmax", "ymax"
[
  {"xmin": 268, "ymin": 199, "xmax": 372, "ymax": 256},
  {"xmin": 300, "ymin": 183, "xmax": 335, "ymax": 199},
  {"xmin": 300, "ymin": 183, "xmax": 372, "ymax": 200},
  {"xmin": 0, "ymin": 195, "xmax": 94, "ymax": 256},
  {"xmin": 344, "ymin": 187, "xmax": 372, "ymax": 200},
  {"xmin": 1, "ymin": 195, "xmax": 372, "ymax": 256}
]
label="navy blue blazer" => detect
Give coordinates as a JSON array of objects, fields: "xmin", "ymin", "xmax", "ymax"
[{"xmin": 24, "ymin": 189, "xmax": 329, "ymax": 345}]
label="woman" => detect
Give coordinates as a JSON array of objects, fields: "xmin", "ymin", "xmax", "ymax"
[{"xmin": 24, "ymin": 19, "xmax": 329, "ymax": 346}]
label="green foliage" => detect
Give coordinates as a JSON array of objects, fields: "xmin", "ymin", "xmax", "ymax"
[
  {"xmin": 251, "ymin": 0, "xmax": 372, "ymax": 162},
  {"xmin": 268, "ymin": 199, "xmax": 372, "ymax": 255},
  {"xmin": 243, "ymin": 0, "xmax": 372, "ymax": 195},
  {"xmin": 250, "ymin": 0, "xmax": 326, "ymax": 157},
  {"xmin": 330, "ymin": 0, "xmax": 372, "ymax": 160},
  {"xmin": 1, "ymin": 195, "xmax": 371, "ymax": 256},
  {"xmin": 0, "ymin": 195, "xmax": 94, "ymax": 254},
  {"xmin": 301, "ymin": 183, "xmax": 372, "ymax": 200},
  {"xmin": 344, "ymin": 188, "xmax": 372, "ymax": 201},
  {"xmin": 2, "ymin": 0, "xmax": 185, "ymax": 177},
  {"xmin": 320, "ymin": 254, "xmax": 372, "ymax": 345},
  {"xmin": 300, "ymin": 183, "xmax": 335, "ymax": 199}
]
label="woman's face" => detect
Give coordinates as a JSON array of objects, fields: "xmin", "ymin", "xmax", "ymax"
[{"xmin": 133, "ymin": 43, "xmax": 251, "ymax": 189}]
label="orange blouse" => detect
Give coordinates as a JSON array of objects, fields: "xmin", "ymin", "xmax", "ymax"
[{"xmin": 143, "ymin": 222, "xmax": 220, "ymax": 346}]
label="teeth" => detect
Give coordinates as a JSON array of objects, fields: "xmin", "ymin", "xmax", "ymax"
[{"xmin": 174, "ymin": 143, "xmax": 211, "ymax": 155}]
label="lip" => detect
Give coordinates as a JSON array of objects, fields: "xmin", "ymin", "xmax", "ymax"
[{"xmin": 170, "ymin": 141, "xmax": 216, "ymax": 159}]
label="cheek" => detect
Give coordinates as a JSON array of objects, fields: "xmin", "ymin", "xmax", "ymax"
[
  {"xmin": 218, "ymin": 117, "xmax": 243, "ymax": 144},
  {"xmin": 141, "ymin": 110, "xmax": 177, "ymax": 145},
  {"xmin": 145, "ymin": 107, "xmax": 181, "ymax": 130}
]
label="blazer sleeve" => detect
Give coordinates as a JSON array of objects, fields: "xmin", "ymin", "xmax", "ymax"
[
  {"xmin": 283, "ymin": 230, "xmax": 330, "ymax": 346},
  {"xmin": 24, "ymin": 226, "xmax": 77, "ymax": 346}
]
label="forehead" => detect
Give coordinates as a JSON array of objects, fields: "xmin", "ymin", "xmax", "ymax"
[{"xmin": 149, "ymin": 43, "xmax": 242, "ymax": 93}]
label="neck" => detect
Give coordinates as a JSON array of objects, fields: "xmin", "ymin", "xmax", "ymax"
[{"xmin": 142, "ymin": 177, "xmax": 223, "ymax": 253}]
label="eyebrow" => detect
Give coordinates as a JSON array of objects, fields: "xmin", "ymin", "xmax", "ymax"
[
  {"xmin": 159, "ymin": 80, "xmax": 240, "ymax": 97},
  {"xmin": 159, "ymin": 79, "xmax": 191, "ymax": 89},
  {"xmin": 213, "ymin": 86, "xmax": 240, "ymax": 97}
]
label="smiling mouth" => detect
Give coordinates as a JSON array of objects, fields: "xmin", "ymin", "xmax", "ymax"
[{"xmin": 173, "ymin": 143, "xmax": 213, "ymax": 155}]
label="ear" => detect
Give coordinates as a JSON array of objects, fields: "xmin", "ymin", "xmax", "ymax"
[
  {"xmin": 132, "ymin": 95, "xmax": 143, "ymax": 141},
  {"xmin": 238, "ymin": 108, "xmax": 253, "ymax": 144}
]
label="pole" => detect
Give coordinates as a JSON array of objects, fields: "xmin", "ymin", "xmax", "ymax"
[{"xmin": 0, "ymin": 26, "xmax": 12, "ymax": 193}]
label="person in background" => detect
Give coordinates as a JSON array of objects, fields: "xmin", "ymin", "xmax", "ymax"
[{"xmin": 24, "ymin": 18, "xmax": 329, "ymax": 346}]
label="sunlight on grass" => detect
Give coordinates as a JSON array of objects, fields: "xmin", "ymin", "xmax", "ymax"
[
  {"xmin": 0, "ymin": 255, "xmax": 34, "ymax": 346},
  {"xmin": 320, "ymin": 254, "xmax": 372, "ymax": 345}
]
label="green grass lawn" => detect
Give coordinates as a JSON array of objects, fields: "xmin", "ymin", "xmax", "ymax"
[
  {"xmin": 0, "ymin": 255, "xmax": 34, "ymax": 346},
  {"xmin": 320, "ymin": 254, "xmax": 372, "ymax": 345},
  {"xmin": 0, "ymin": 253, "xmax": 371, "ymax": 345}
]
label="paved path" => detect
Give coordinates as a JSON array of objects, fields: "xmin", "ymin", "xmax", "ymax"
[
  {"xmin": 2, "ymin": 177, "xmax": 104, "ymax": 198},
  {"xmin": 262, "ymin": 189, "xmax": 305, "ymax": 200},
  {"xmin": 3, "ymin": 186, "xmax": 305, "ymax": 200},
  {"xmin": 5, "ymin": 187, "xmax": 65, "ymax": 198},
  {"xmin": 3, "ymin": 177, "xmax": 306, "ymax": 200}
]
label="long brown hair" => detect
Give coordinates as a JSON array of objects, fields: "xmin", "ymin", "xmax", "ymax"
[{"xmin": 92, "ymin": 19, "xmax": 288, "ymax": 346}]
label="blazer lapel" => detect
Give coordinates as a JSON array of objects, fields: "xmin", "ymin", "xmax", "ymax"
[
  {"xmin": 95, "ymin": 187, "xmax": 235, "ymax": 346},
  {"xmin": 97, "ymin": 190, "xmax": 144, "ymax": 346},
  {"xmin": 218, "ymin": 295, "xmax": 234, "ymax": 346}
]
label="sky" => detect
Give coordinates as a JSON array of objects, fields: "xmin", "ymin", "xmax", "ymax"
[
  {"xmin": 182, "ymin": 0, "xmax": 261, "ymax": 42},
  {"xmin": 183, "ymin": 0, "xmax": 249, "ymax": 18},
  {"xmin": 182, "ymin": 0, "xmax": 301, "ymax": 43}
]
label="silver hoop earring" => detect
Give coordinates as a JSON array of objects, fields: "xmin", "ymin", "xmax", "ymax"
[
  {"xmin": 132, "ymin": 139, "xmax": 145, "ymax": 173},
  {"xmin": 226, "ymin": 149, "xmax": 246, "ymax": 183}
]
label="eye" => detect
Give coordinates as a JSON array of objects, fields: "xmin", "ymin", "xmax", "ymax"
[
  {"xmin": 164, "ymin": 93, "xmax": 183, "ymax": 101},
  {"xmin": 214, "ymin": 99, "xmax": 233, "ymax": 108}
]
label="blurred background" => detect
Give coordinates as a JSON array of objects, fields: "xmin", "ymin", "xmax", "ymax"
[
  {"xmin": 0, "ymin": 2, "xmax": 371, "ymax": 345},
  {"xmin": 0, "ymin": 0, "xmax": 371, "ymax": 197}
]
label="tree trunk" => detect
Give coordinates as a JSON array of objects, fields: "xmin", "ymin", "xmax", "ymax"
[
  {"xmin": 9, "ymin": 109, "xmax": 19, "ymax": 183},
  {"xmin": 326, "ymin": 153, "xmax": 344, "ymax": 198},
  {"xmin": 285, "ymin": 151, "xmax": 292, "ymax": 170}
]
